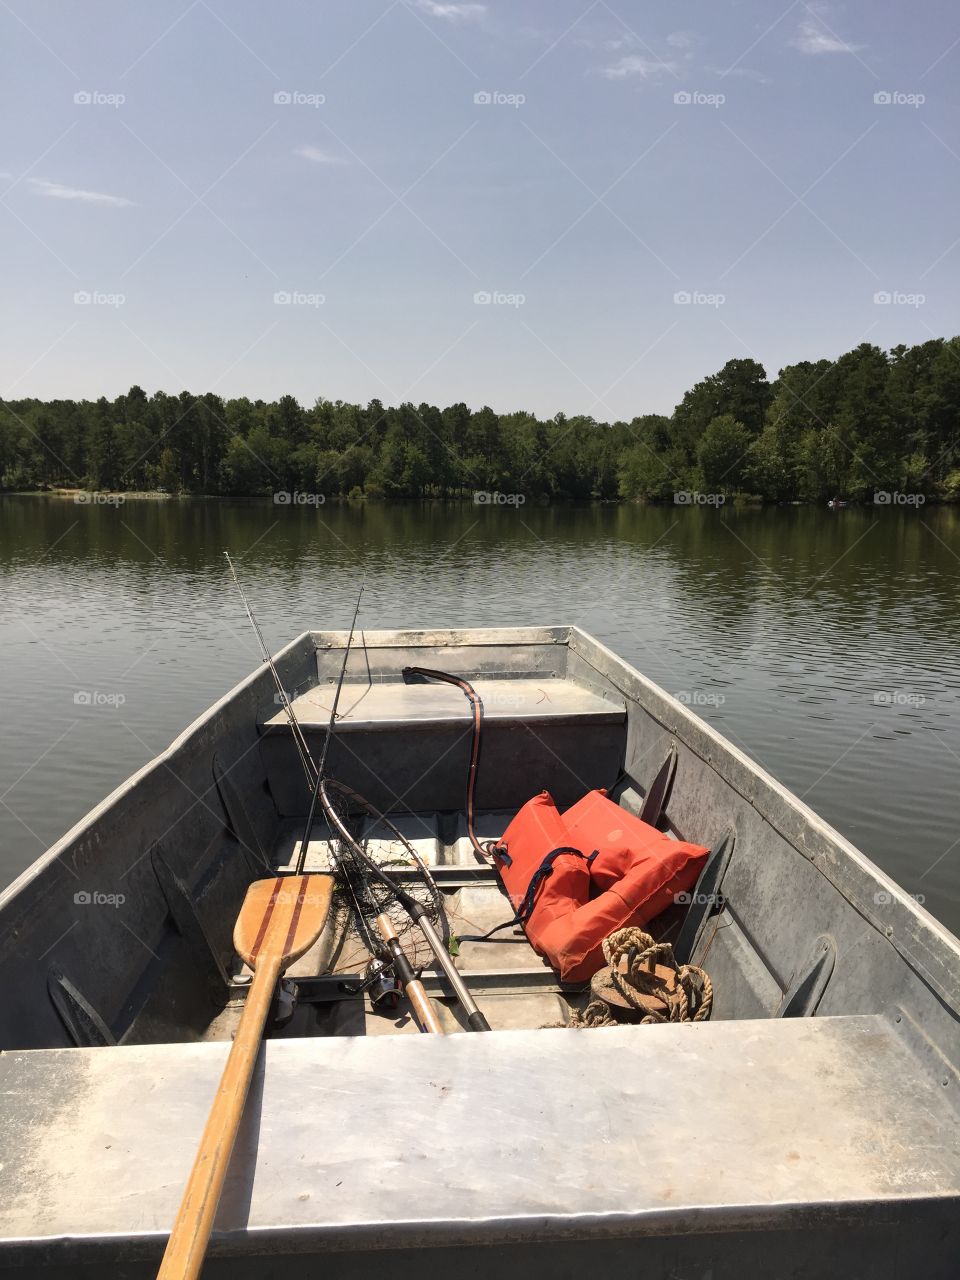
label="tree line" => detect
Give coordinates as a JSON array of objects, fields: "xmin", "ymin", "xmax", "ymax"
[{"xmin": 2, "ymin": 337, "xmax": 959, "ymax": 504}]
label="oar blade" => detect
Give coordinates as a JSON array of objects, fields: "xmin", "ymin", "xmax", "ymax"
[{"xmin": 234, "ymin": 874, "xmax": 333, "ymax": 968}]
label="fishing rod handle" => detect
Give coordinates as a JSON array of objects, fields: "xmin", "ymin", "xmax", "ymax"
[
  {"xmin": 376, "ymin": 914, "xmax": 444, "ymax": 1035},
  {"xmin": 417, "ymin": 916, "xmax": 491, "ymax": 1031}
]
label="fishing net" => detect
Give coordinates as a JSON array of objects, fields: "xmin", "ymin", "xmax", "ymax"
[{"xmin": 319, "ymin": 777, "xmax": 445, "ymax": 971}]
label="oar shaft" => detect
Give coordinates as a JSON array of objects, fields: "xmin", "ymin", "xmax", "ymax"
[{"xmin": 157, "ymin": 953, "xmax": 282, "ymax": 1280}]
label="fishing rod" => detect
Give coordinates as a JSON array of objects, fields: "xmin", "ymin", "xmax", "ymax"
[
  {"xmin": 321, "ymin": 775, "xmax": 444, "ymax": 1034},
  {"xmin": 224, "ymin": 551, "xmax": 315, "ymax": 788},
  {"xmin": 320, "ymin": 777, "xmax": 491, "ymax": 1033},
  {"xmin": 295, "ymin": 581, "xmax": 364, "ymax": 876},
  {"xmin": 224, "ymin": 561, "xmax": 487, "ymax": 1031}
]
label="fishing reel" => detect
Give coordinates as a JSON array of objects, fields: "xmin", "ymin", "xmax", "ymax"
[{"xmin": 362, "ymin": 958, "xmax": 403, "ymax": 1011}]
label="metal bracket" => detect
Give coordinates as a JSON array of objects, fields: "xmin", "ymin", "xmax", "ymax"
[
  {"xmin": 639, "ymin": 744, "xmax": 678, "ymax": 828},
  {"xmin": 47, "ymin": 968, "xmax": 116, "ymax": 1047},
  {"xmin": 674, "ymin": 827, "xmax": 736, "ymax": 966},
  {"xmin": 777, "ymin": 934, "xmax": 837, "ymax": 1018},
  {"xmin": 212, "ymin": 752, "xmax": 270, "ymax": 876},
  {"xmin": 152, "ymin": 844, "xmax": 232, "ymax": 998}
]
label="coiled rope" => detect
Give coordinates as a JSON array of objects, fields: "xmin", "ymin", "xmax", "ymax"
[{"xmin": 570, "ymin": 927, "xmax": 713, "ymax": 1028}]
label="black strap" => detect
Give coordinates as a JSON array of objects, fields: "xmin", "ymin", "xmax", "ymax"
[{"xmin": 515, "ymin": 846, "xmax": 595, "ymax": 922}]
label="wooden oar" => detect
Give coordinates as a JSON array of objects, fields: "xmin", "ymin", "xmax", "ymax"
[{"xmin": 158, "ymin": 873, "xmax": 333, "ymax": 1280}]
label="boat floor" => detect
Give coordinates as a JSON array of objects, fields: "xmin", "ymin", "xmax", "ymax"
[{"xmin": 173, "ymin": 810, "xmax": 590, "ymax": 1044}]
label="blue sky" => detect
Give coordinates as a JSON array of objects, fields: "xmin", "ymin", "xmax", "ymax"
[{"xmin": 1, "ymin": 1, "xmax": 957, "ymax": 418}]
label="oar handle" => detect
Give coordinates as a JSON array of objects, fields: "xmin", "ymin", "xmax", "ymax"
[{"xmin": 157, "ymin": 953, "xmax": 282, "ymax": 1280}]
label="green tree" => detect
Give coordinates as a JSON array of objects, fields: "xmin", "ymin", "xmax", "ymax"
[{"xmin": 696, "ymin": 414, "xmax": 753, "ymax": 492}]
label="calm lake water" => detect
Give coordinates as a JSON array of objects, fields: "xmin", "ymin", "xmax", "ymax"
[{"xmin": 1, "ymin": 495, "xmax": 959, "ymax": 935}]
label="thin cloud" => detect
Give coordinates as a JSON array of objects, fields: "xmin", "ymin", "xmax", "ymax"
[
  {"xmin": 710, "ymin": 65, "xmax": 772, "ymax": 85},
  {"xmin": 28, "ymin": 178, "xmax": 133, "ymax": 207},
  {"xmin": 666, "ymin": 32, "xmax": 697, "ymax": 50},
  {"xmin": 414, "ymin": 1, "xmax": 486, "ymax": 21},
  {"xmin": 294, "ymin": 145, "xmax": 347, "ymax": 165},
  {"xmin": 601, "ymin": 54, "xmax": 679, "ymax": 80},
  {"xmin": 791, "ymin": 18, "xmax": 862, "ymax": 54}
]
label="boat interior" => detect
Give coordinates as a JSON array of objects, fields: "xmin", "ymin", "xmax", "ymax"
[
  {"xmin": 1, "ymin": 627, "xmax": 958, "ymax": 1276},
  {"xmin": 3, "ymin": 624, "xmax": 959, "ymax": 1049}
]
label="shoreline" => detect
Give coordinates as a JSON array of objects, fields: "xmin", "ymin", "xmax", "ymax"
[{"xmin": 1, "ymin": 489, "xmax": 955, "ymax": 509}]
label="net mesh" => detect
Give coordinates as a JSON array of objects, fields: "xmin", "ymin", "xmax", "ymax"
[{"xmin": 320, "ymin": 777, "xmax": 444, "ymax": 971}]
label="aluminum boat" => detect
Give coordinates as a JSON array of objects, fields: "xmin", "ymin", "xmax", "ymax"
[{"xmin": 0, "ymin": 626, "xmax": 957, "ymax": 1277}]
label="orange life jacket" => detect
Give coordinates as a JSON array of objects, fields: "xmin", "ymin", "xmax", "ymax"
[
  {"xmin": 495, "ymin": 789, "xmax": 709, "ymax": 984},
  {"xmin": 562, "ymin": 789, "xmax": 705, "ymax": 893},
  {"xmin": 492, "ymin": 792, "xmax": 592, "ymax": 945}
]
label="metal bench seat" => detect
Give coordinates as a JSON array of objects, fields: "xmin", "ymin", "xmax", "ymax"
[
  {"xmin": 2, "ymin": 1014, "xmax": 957, "ymax": 1275},
  {"xmin": 259, "ymin": 677, "xmax": 626, "ymax": 733}
]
